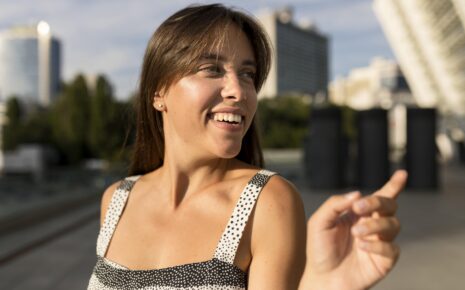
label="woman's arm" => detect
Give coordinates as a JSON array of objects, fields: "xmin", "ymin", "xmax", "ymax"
[{"xmin": 247, "ymin": 176, "xmax": 307, "ymax": 290}]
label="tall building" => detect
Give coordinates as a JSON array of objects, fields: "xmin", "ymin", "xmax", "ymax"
[
  {"xmin": 373, "ymin": 0, "xmax": 465, "ymax": 116},
  {"xmin": 257, "ymin": 7, "xmax": 329, "ymax": 99},
  {"xmin": 0, "ymin": 22, "xmax": 61, "ymax": 106}
]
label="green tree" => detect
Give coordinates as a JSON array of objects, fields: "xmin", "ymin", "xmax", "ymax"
[
  {"xmin": 88, "ymin": 75, "xmax": 115, "ymax": 159},
  {"xmin": 256, "ymin": 95, "xmax": 311, "ymax": 148},
  {"xmin": 88, "ymin": 75, "xmax": 131, "ymax": 161},
  {"xmin": 50, "ymin": 74, "xmax": 91, "ymax": 164},
  {"xmin": 2, "ymin": 98, "xmax": 54, "ymax": 151},
  {"xmin": 108, "ymin": 99, "xmax": 134, "ymax": 162},
  {"xmin": 2, "ymin": 97, "xmax": 23, "ymax": 150},
  {"xmin": 20, "ymin": 107, "xmax": 53, "ymax": 145}
]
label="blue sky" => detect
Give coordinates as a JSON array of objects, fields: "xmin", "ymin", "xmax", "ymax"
[{"xmin": 0, "ymin": 0, "xmax": 394, "ymax": 99}]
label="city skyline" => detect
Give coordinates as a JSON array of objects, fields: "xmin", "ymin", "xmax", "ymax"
[{"xmin": 0, "ymin": 0, "xmax": 394, "ymax": 99}]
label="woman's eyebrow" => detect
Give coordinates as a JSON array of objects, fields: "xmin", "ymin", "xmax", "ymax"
[
  {"xmin": 200, "ymin": 53, "xmax": 226, "ymax": 62},
  {"xmin": 242, "ymin": 59, "xmax": 256, "ymax": 68},
  {"xmin": 200, "ymin": 53, "xmax": 256, "ymax": 67}
]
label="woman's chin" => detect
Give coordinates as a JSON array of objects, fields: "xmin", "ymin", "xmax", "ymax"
[{"xmin": 213, "ymin": 144, "xmax": 242, "ymax": 159}]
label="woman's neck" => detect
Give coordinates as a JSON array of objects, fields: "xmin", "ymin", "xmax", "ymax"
[{"xmin": 153, "ymin": 148, "xmax": 234, "ymax": 209}]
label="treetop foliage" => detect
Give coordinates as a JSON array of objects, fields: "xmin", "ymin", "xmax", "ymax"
[
  {"xmin": 1, "ymin": 74, "xmax": 132, "ymax": 166},
  {"xmin": 257, "ymin": 95, "xmax": 311, "ymax": 148}
]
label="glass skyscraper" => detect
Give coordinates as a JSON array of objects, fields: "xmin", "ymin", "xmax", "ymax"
[{"xmin": 0, "ymin": 22, "xmax": 61, "ymax": 106}]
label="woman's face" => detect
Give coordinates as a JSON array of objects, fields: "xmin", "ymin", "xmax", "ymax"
[{"xmin": 158, "ymin": 24, "xmax": 258, "ymax": 160}]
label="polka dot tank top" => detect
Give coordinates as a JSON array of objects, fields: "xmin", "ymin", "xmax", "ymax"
[{"xmin": 87, "ymin": 169, "xmax": 276, "ymax": 290}]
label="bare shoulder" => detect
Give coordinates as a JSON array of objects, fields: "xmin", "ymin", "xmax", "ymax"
[
  {"xmin": 258, "ymin": 174, "xmax": 304, "ymax": 213},
  {"xmin": 100, "ymin": 180, "xmax": 122, "ymax": 226},
  {"xmin": 252, "ymin": 174, "xmax": 306, "ymax": 241}
]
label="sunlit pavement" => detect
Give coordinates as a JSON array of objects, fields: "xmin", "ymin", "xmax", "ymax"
[{"xmin": 0, "ymin": 153, "xmax": 464, "ymax": 290}]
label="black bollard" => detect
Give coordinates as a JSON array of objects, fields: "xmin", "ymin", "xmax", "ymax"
[
  {"xmin": 458, "ymin": 140, "xmax": 465, "ymax": 165},
  {"xmin": 357, "ymin": 109, "xmax": 390, "ymax": 189},
  {"xmin": 305, "ymin": 107, "xmax": 344, "ymax": 189},
  {"xmin": 406, "ymin": 108, "xmax": 438, "ymax": 190}
]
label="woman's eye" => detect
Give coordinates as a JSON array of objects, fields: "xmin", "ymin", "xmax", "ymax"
[
  {"xmin": 241, "ymin": 71, "xmax": 256, "ymax": 79},
  {"xmin": 199, "ymin": 65, "xmax": 223, "ymax": 76}
]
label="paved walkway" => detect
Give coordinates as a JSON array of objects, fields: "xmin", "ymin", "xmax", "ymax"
[
  {"xmin": 305, "ymin": 170, "xmax": 465, "ymax": 290},
  {"xmin": 0, "ymin": 160, "xmax": 464, "ymax": 289}
]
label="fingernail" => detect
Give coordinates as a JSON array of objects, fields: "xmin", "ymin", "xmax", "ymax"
[
  {"xmin": 355, "ymin": 199, "xmax": 368, "ymax": 212},
  {"xmin": 396, "ymin": 170, "xmax": 408, "ymax": 179},
  {"xmin": 345, "ymin": 191, "xmax": 359, "ymax": 200}
]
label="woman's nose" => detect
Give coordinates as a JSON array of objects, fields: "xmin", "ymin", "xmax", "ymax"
[{"xmin": 221, "ymin": 73, "xmax": 245, "ymax": 101}]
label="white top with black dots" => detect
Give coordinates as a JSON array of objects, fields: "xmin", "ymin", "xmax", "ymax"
[{"xmin": 87, "ymin": 169, "xmax": 276, "ymax": 290}]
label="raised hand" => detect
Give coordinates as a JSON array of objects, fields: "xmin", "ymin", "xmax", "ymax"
[{"xmin": 299, "ymin": 170, "xmax": 408, "ymax": 290}]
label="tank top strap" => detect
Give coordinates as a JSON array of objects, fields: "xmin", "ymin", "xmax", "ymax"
[
  {"xmin": 96, "ymin": 175, "xmax": 141, "ymax": 257},
  {"xmin": 213, "ymin": 169, "xmax": 277, "ymax": 264}
]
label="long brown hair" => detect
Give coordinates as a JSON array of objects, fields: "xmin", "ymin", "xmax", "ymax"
[{"xmin": 129, "ymin": 4, "xmax": 272, "ymax": 175}]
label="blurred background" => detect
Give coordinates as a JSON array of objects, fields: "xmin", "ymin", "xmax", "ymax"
[{"xmin": 0, "ymin": 0, "xmax": 464, "ymax": 289}]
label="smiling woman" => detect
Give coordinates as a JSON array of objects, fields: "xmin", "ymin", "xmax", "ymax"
[
  {"xmin": 129, "ymin": 4, "xmax": 271, "ymax": 176},
  {"xmin": 87, "ymin": 3, "xmax": 406, "ymax": 290}
]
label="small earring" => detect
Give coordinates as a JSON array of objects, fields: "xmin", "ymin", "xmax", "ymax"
[{"xmin": 158, "ymin": 104, "xmax": 163, "ymax": 108}]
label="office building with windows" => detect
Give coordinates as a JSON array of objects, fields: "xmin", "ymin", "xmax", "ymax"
[
  {"xmin": 0, "ymin": 22, "xmax": 61, "ymax": 106},
  {"xmin": 257, "ymin": 8, "xmax": 329, "ymax": 99}
]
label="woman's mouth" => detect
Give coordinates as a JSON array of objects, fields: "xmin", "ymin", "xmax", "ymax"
[
  {"xmin": 208, "ymin": 113, "xmax": 244, "ymax": 131},
  {"xmin": 211, "ymin": 112, "xmax": 243, "ymax": 124}
]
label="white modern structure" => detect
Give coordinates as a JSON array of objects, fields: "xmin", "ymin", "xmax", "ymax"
[
  {"xmin": 373, "ymin": 0, "xmax": 465, "ymax": 117},
  {"xmin": 329, "ymin": 57, "xmax": 413, "ymax": 110},
  {"xmin": 0, "ymin": 22, "xmax": 61, "ymax": 106},
  {"xmin": 257, "ymin": 7, "xmax": 329, "ymax": 99}
]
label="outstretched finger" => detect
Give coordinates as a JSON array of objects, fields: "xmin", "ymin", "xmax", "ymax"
[{"xmin": 374, "ymin": 170, "xmax": 408, "ymax": 199}]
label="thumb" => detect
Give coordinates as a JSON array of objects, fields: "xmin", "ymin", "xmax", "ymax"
[{"xmin": 310, "ymin": 191, "xmax": 361, "ymax": 231}]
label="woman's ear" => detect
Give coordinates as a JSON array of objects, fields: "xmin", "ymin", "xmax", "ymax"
[{"xmin": 153, "ymin": 91, "xmax": 166, "ymax": 112}]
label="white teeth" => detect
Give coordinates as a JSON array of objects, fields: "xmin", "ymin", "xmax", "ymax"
[{"xmin": 212, "ymin": 113, "xmax": 242, "ymax": 123}]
